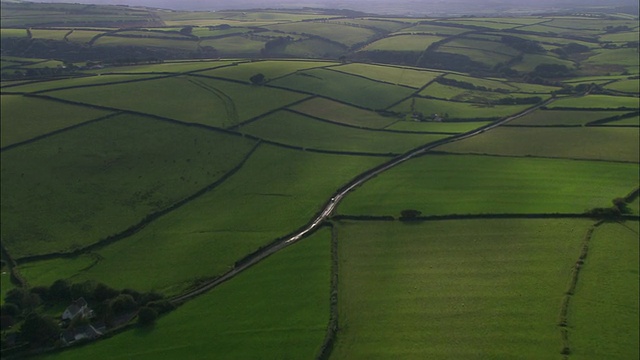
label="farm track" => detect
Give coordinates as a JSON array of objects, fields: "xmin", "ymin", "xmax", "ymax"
[{"xmin": 169, "ymin": 96, "xmax": 560, "ymax": 304}]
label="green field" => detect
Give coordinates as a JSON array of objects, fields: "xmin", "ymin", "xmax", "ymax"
[
  {"xmin": 290, "ymin": 97, "xmax": 399, "ymax": 129},
  {"xmin": 37, "ymin": 228, "xmax": 331, "ymax": 360},
  {"xmin": 605, "ymin": 79, "xmax": 640, "ymax": 94},
  {"xmin": 362, "ymin": 34, "xmax": 443, "ymax": 51},
  {"xmin": 1, "ymin": 114, "xmax": 258, "ymax": 258},
  {"xmin": 46, "ymin": 75, "xmax": 308, "ymax": 127},
  {"xmin": 508, "ymin": 109, "xmax": 629, "ymax": 126},
  {"xmin": 66, "ymin": 30, "xmax": 107, "ymax": 43},
  {"xmin": 30, "ymin": 29, "xmax": 75, "ymax": 41},
  {"xmin": 337, "ymin": 154, "xmax": 638, "ymax": 216},
  {"xmin": 280, "ymin": 38, "xmax": 347, "ymax": 58},
  {"xmin": 18, "ymin": 145, "xmax": 382, "ymax": 294},
  {"xmin": 333, "ymin": 219, "xmax": 592, "ymax": 359},
  {"xmin": 264, "ymin": 22, "xmax": 376, "ymax": 47},
  {"xmin": 547, "ymin": 95, "xmax": 639, "ymax": 109},
  {"xmin": 386, "ymin": 120, "xmax": 493, "ymax": 133},
  {"xmin": 391, "ymin": 97, "xmax": 530, "ymax": 120},
  {"xmin": 0, "ymin": 28, "xmax": 28, "ymax": 38},
  {"xmin": 94, "ymin": 36, "xmax": 199, "ymax": 51},
  {"xmin": 269, "ymin": 68, "xmax": 415, "ymax": 109},
  {"xmin": 443, "ymin": 74, "xmax": 518, "ymax": 91},
  {"xmin": 328, "ymin": 18, "xmax": 411, "ymax": 32},
  {"xmin": 199, "ymin": 36, "xmax": 267, "ymax": 56},
  {"xmin": 439, "ymin": 127, "xmax": 639, "ymax": 162},
  {"xmin": 4, "ymin": 74, "xmax": 165, "ymax": 93},
  {"xmin": 437, "ymin": 46, "xmax": 513, "ymax": 67},
  {"xmin": 200, "ymin": 60, "xmax": 335, "ymax": 83},
  {"xmin": 584, "ymin": 48, "xmax": 640, "ymax": 74},
  {"xmin": 92, "ymin": 60, "xmax": 240, "ymax": 74},
  {"xmin": 1, "ymin": 94, "xmax": 113, "ymax": 147},
  {"xmin": 240, "ymin": 110, "xmax": 449, "ymax": 154},
  {"xmin": 510, "ymin": 53, "xmax": 577, "ymax": 73},
  {"xmin": 332, "ymin": 63, "xmax": 442, "ymax": 88},
  {"xmin": 394, "ymin": 23, "xmax": 469, "ymax": 35},
  {"xmin": 601, "ymin": 115, "xmax": 640, "ymax": 126},
  {"xmin": 569, "ymin": 221, "xmax": 639, "ymax": 360},
  {"xmin": 420, "ymin": 82, "xmax": 548, "ymax": 103}
]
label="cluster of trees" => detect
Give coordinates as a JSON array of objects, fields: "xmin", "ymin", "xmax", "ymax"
[
  {"xmin": 1, "ymin": 279, "xmax": 174, "ymax": 349},
  {"xmin": 435, "ymin": 77, "xmax": 508, "ymax": 93}
]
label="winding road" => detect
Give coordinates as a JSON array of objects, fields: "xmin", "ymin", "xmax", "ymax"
[{"xmin": 170, "ymin": 97, "xmax": 557, "ymax": 304}]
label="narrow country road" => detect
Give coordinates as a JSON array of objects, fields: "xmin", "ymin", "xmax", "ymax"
[{"xmin": 170, "ymin": 97, "xmax": 557, "ymax": 304}]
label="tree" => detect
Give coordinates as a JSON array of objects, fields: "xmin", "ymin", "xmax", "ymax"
[
  {"xmin": 249, "ymin": 73, "xmax": 266, "ymax": 85},
  {"xmin": 49, "ymin": 279, "xmax": 71, "ymax": 302},
  {"xmin": 20, "ymin": 313, "xmax": 59, "ymax": 346},
  {"xmin": 137, "ymin": 306, "xmax": 158, "ymax": 326},
  {"xmin": 110, "ymin": 294, "xmax": 137, "ymax": 314},
  {"xmin": 179, "ymin": 26, "xmax": 193, "ymax": 35}
]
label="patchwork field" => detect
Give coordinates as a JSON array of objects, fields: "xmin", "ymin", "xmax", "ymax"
[{"xmin": 1, "ymin": 7, "xmax": 638, "ymax": 359}]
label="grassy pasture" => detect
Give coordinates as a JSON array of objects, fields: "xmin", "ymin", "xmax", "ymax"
[
  {"xmin": 601, "ymin": 115, "xmax": 639, "ymax": 126},
  {"xmin": 337, "ymin": 154, "xmax": 638, "ymax": 216},
  {"xmin": 333, "ymin": 219, "xmax": 591, "ymax": 359},
  {"xmin": 386, "ymin": 120, "xmax": 493, "ymax": 133},
  {"xmin": 265, "ymin": 22, "xmax": 377, "ymax": 47},
  {"xmin": 438, "ymin": 19, "xmax": 523, "ymax": 29},
  {"xmin": 510, "ymin": 81, "xmax": 561, "ymax": 93},
  {"xmin": 240, "ymin": 110, "xmax": 448, "ymax": 154},
  {"xmin": 96, "ymin": 60, "xmax": 241, "ymax": 74},
  {"xmin": 439, "ymin": 127, "xmax": 639, "ymax": 162},
  {"xmin": 391, "ymin": 97, "xmax": 530, "ymax": 120},
  {"xmin": 94, "ymin": 36, "xmax": 199, "ymax": 51},
  {"xmin": 1, "ymin": 114, "xmax": 258, "ymax": 258},
  {"xmin": 19, "ymin": 145, "xmax": 382, "ymax": 295},
  {"xmin": 361, "ymin": 34, "xmax": 443, "ymax": 52},
  {"xmin": 510, "ymin": 53, "xmax": 576, "ymax": 72},
  {"xmin": 420, "ymin": 82, "xmax": 549, "ymax": 103},
  {"xmin": 280, "ymin": 38, "xmax": 346, "ymax": 58},
  {"xmin": 65, "ymin": 30, "xmax": 106, "ymax": 43},
  {"xmin": 569, "ymin": 221, "xmax": 639, "ymax": 360},
  {"xmin": 1, "ymin": 94, "xmax": 113, "ymax": 147},
  {"xmin": 47, "ymin": 75, "xmax": 308, "ymax": 127},
  {"xmin": 189, "ymin": 26, "xmax": 252, "ymax": 38},
  {"xmin": 290, "ymin": 97, "xmax": 399, "ymax": 129},
  {"xmin": 115, "ymin": 30, "xmax": 192, "ymax": 39},
  {"xmin": 0, "ymin": 28, "xmax": 28, "ymax": 38},
  {"xmin": 446, "ymin": 37, "xmax": 521, "ymax": 56},
  {"xmin": 584, "ymin": 48, "xmax": 640, "ymax": 74},
  {"xmin": 547, "ymin": 94, "xmax": 639, "ymax": 109},
  {"xmin": 394, "ymin": 23, "xmax": 469, "ymax": 35},
  {"xmin": 437, "ymin": 46, "xmax": 513, "ymax": 67},
  {"xmin": 508, "ymin": 109, "xmax": 628, "ymax": 126},
  {"xmin": 444, "ymin": 73, "xmax": 517, "ymax": 91},
  {"xmin": 28, "ymin": 29, "xmax": 76, "ymax": 41},
  {"xmin": 599, "ymin": 31, "xmax": 639, "ymax": 43},
  {"xmin": 1, "ymin": 74, "xmax": 165, "ymax": 93},
  {"xmin": 328, "ymin": 18, "xmax": 411, "ymax": 32},
  {"xmin": 22, "ymin": 60, "xmax": 65, "ymax": 69},
  {"xmin": 331, "ymin": 63, "xmax": 442, "ymax": 88},
  {"xmin": 199, "ymin": 36, "xmax": 267, "ymax": 56},
  {"xmin": 605, "ymin": 79, "xmax": 640, "ymax": 94},
  {"xmin": 36, "ymin": 228, "xmax": 331, "ymax": 360},
  {"xmin": 200, "ymin": 60, "xmax": 335, "ymax": 83},
  {"xmin": 544, "ymin": 18, "xmax": 638, "ymax": 31},
  {"xmin": 269, "ymin": 68, "xmax": 415, "ymax": 109}
]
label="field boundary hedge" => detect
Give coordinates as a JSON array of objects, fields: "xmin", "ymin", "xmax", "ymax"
[
  {"xmin": 558, "ymin": 220, "xmax": 604, "ymax": 358},
  {"xmin": 430, "ymin": 149, "xmax": 639, "ymax": 165},
  {"xmin": 13, "ymin": 142, "xmax": 262, "ymax": 263},
  {"xmin": 333, "ymin": 213, "xmax": 640, "ymax": 222},
  {"xmin": 316, "ymin": 223, "xmax": 339, "ymax": 360}
]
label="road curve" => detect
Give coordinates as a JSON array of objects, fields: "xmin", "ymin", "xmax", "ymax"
[{"xmin": 170, "ymin": 97, "xmax": 557, "ymax": 304}]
